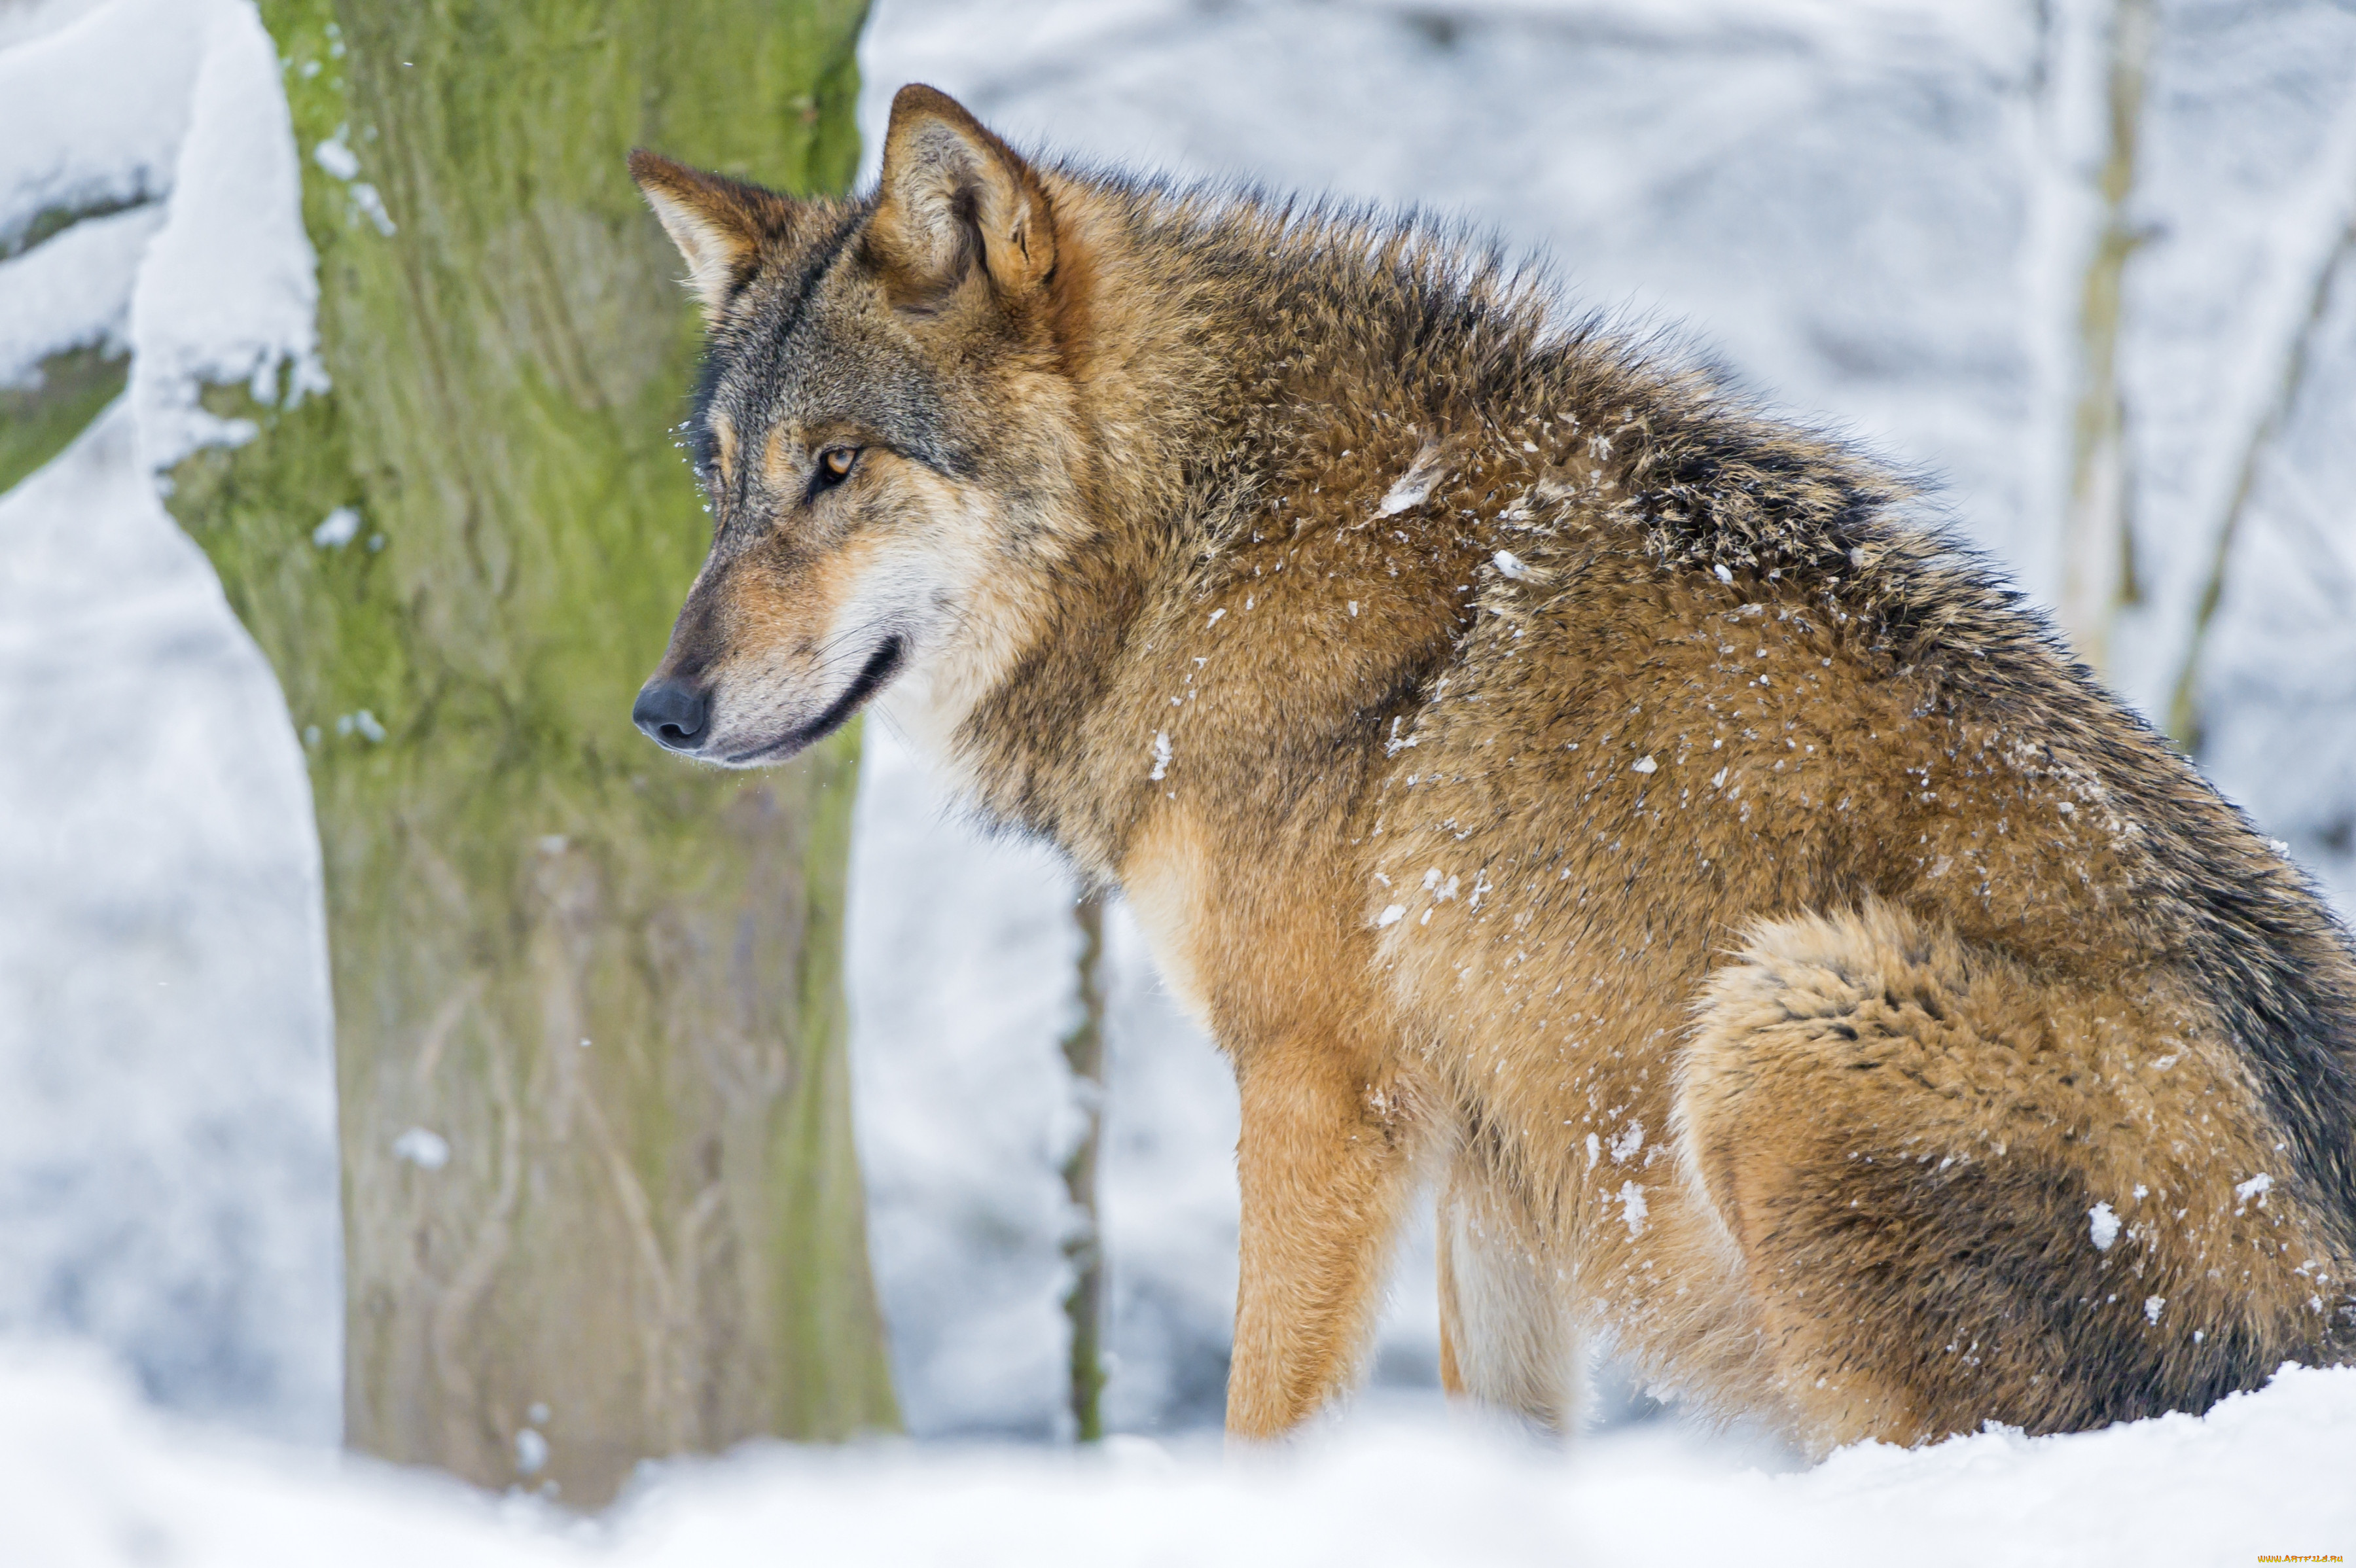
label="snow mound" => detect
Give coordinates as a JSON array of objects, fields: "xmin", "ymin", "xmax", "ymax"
[{"xmin": 7, "ymin": 1339, "xmax": 2351, "ymax": 1567}]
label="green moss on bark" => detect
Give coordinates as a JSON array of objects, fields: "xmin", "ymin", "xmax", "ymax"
[{"xmin": 0, "ymin": 345, "xmax": 130, "ymax": 494}]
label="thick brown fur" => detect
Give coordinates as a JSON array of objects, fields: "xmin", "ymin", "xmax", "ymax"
[{"xmin": 628, "ymin": 86, "xmax": 2356, "ymax": 1451}]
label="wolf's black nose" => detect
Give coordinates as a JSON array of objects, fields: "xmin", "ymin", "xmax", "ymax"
[{"xmin": 633, "ymin": 678, "xmax": 708, "ymax": 750}]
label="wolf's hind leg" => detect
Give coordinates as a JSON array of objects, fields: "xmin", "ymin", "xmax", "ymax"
[
  {"xmin": 1437, "ymin": 1154, "xmax": 1577, "ymax": 1433},
  {"xmin": 1673, "ymin": 899, "xmax": 2346, "ymax": 1450}
]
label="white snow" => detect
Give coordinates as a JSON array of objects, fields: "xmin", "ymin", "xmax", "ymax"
[
  {"xmin": 1376, "ymin": 446, "xmax": 1446, "ymax": 516},
  {"xmin": 1616, "ymin": 1180, "xmax": 1649, "ymax": 1238},
  {"xmin": 308, "ymin": 130, "xmax": 397, "ymax": 240},
  {"xmin": 124, "ymin": 0, "xmax": 325, "ymax": 469},
  {"xmin": 2238, "ymin": 1173, "xmax": 2276, "ymax": 1205},
  {"xmin": 310, "ymin": 506, "xmax": 359, "ymax": 548},
  {"xmin": 11, "ymin": 1341, "xmax": 2349, "ymax": 1566},
  {"xmin": 1493, "ymin": 549, "xmax": 1530, "ymax": 579},
  {"xmin": 0, "ymin": 0, "xmax": 340, "ymax": 1444},
  {"xmin": 334, "ymin": 709, "xmax": 385, "ymax": 743},
  {"xmin": 310, "ymin": 135, "xmax": 359, "ymax": 183},
  {"xmin": 1149, "ymin": 730, "xmax": 1171, "ymax": 781},
  {"xmin": 0, "ymin": 0, "xmax": 204, "ymax": 245},
  {"xmin": 0, "ymin": 204, "xmax": 162, "ymax": 386},
  {"xmin": 0, "ymin": 403, "xmax": 339, "ymax": 1440},
  {"xmin": 0, "ymin": 0, "xmax": 108, "ymax": 53},
  {"xmin": 2088, "ymin": 1201, "xmax": 2120, "ymax": 1251},
  {"xmin": 391, "ymin": 1128, "xmax": 451, "ymax": 1171}
]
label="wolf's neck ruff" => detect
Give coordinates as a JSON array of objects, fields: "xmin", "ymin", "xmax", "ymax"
[{"xmin": 629, "ymin": 83, "xmax": 2356, "ymax": 1450}]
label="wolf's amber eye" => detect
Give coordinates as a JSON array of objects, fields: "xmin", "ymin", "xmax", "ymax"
[{"xmin": 817, "ymin": 446, "xmax": 859, "ymax": 486}]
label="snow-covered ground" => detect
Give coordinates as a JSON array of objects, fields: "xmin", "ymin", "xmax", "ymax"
[
  {"xmin": 10, "ymin": 1341, "xmax": 2354, "ymax": 1565},
  {"xmin": 4, "ymin": 0, "xmax": 2356, "ymax": 1540}
]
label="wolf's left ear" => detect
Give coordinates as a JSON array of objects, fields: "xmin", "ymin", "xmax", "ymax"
[
  {"xmin": 630, "ymin": 151, "xmax": 792, "ymax": 325},
  {"xmin": 870, "ymin": 84, "xmax": 1056, "ymax": 310}
]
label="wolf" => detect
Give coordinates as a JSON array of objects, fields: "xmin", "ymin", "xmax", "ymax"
[{"xmin": 624, "ymin": 84, "xmax": 2356, "ymax": 1450}]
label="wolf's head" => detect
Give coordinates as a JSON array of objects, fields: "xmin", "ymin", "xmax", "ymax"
[{"xmin": 628, "ymin": 85, "xmax": 1085, "ymax": 767}]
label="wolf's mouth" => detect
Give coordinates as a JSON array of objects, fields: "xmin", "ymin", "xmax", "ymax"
[{"xmin": 726, "ymin": 634, "xmax": 906, "ymax": 766}]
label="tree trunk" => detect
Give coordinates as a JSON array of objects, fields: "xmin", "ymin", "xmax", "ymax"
[
  {"xmin": 164, "ymin": 0, "xmax": 894, "ymax": 1505},
  {"xmin": 1060, "ymin": 893, "xmax": 1107, "ymax": 1442},
  {"xmin": 2056, "ymin": 0, "xmax": 2152, "ymax": 678}
]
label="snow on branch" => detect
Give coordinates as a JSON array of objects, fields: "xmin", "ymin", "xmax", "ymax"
[
  {"xmin": 124, "ymin": 0, "xmax": 327, "ymax": 471},
  {"xmin": 0, "ymin": 0, "xmax": 204, "ymax": 251},
  {"xmin": 0, "ymin": 205, "xmax": 164, "ymax": 389}
]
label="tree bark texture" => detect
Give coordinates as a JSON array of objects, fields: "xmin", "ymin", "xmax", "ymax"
[{"xmin": 165, "ymin": 0, "xmax": 895, "ymax": 1505}]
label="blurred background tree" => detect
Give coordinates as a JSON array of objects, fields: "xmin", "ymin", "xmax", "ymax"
[{"xmin": 160, "ymin": 0, "xmax": 895, "ymax": 1503}]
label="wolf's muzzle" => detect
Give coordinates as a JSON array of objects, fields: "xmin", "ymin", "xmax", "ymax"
[{"xmin": 632, "ymin": 677, "xmax": 709, "ymax": 751}]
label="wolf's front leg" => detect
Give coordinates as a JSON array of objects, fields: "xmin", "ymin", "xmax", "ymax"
[{"xmin": 1225, "ymin": 1039, "xmax": 1425, "ymax": 1440}]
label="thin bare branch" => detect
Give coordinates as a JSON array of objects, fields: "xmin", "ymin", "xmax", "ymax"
[{"xmin": 2167, "ymin": 211, "xmax": 2356, "ymax": 749}]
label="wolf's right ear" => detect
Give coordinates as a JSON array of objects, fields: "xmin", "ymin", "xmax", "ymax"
[
  {"xmin": 630, "ymin": 151, "xmax": 791, "ymax": 326},
  {"xmin": 869, "ymin": 84, "xmax": 1056, "ymax": 311}
]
